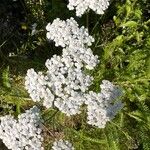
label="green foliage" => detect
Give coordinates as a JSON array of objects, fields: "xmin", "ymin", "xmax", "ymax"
[
  {"xmin": 2, "ymin": 66, "xmax": 11, "ymax": 89},
  {"xmin": 90, "ymin": 0, "xmax": 150, "ymax": 149}
]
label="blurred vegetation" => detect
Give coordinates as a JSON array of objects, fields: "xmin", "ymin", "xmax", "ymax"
[{"xmin": 0, "ymin": 0, "xmax": 150, "ymax": 150}]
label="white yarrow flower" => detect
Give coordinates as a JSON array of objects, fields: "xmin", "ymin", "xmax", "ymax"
[
  {"xmin": 25, "ymin": 54, "xmax": 92, "ymax": 116},
  {"xmin": 46, "ymin": 18, "xmax": 95, "ymax": 48},
  {"xmin": 67, "ymin": 0, "xmax": 110, "ymax": 17},
  {"xmin": 85, "ymin": 80, "xmax": 123, "ymax": 128},
  {"xmin": 0, "ymin": 106, "xmax": 44, "ymax": 150},
  {"xmin": 25, "ymin": 68, "xmax": 55, "ymax": 108},
  {"xmin": 25, "ymin": 17, "xmax": 123, "ymax": 125},
  {"xmin": 46, "ymin": 18, "xmax": 99, "ymax": 70}
]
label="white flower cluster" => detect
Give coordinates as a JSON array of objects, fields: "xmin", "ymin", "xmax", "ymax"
[
  {"xmin": 52, "ymin": 139, "xmax": 75, "ymax": 150},
  {"xmin": 67, "ymin": 0, "xmax": 110, "ymax": 17},
  {"xmin": 45, "ymin": 55, "xmax": 93, "ymax": 93},
  {"xmin": 25, "ymin": 18, "xmax": 99, "ymax": 116},
  {"xmin": 25, "ymin": 18, "xmax": 123, "ymax": 127},
  {"xmin": 85, "ymin": 80, "xmax": 123, "ymax": 128},
  {"xmin": 62, "ymin": 47, "xmax": 99, "ymax": 70},
  {"xmin": 0, "ymin": 106, "xmax": 44, "ymax": 150},
  {"xmin": 25, "ymin": 54, "xmax": 93, "ymax": 116},
  {"xmin": 25, "ymin": 69, "xmax": 55, "ymax": 108},
  {"xmin": 46, "ymin": 17, "xmax": 94, "ymax": 48},
  {"xmin": 46, "ymin": 18, "xmax": 99, "ymax": 70}
]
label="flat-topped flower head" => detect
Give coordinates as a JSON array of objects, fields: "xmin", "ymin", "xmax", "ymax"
[
  {"xmin": 0, "ymin": 106, "xmax": 43, "ymax": 150},
  {"xmin": 25, "ymin": 54, "xmax": 93, "ymax": 116},
  {"xmin": 46, "ymin": 18, "xmax": 99, "ymax": 70},
  {"xmin": 84, "ymin": 80, "xmax": 123, "ymax": 128},
  {"xmin": 67, "ymin": 0, "xmax": 110, "ymax": 17},
  {"xmin": 62, "ymin": 47, "xmax": 99, "ymax": 70},
  {"xmin": 46, "ymin": 17, "xmax": 94, "ymax": 48},
  {"xmin": 25, "ymin": 17, "xmax": 123, "ymax": 123},
  {"xmin": 25, "ymin": 69, "xmax": 55, "ymax": 108}
]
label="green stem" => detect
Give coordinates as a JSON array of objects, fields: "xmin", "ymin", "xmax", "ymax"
[
  {"xmin": 86, "ymin": 11, "xmax": 89, "ymax": 30},
  {"xmin": 67, "ymin": 128, "xmax": 106, "ymax": 144},
  {"xmin": 91, "ymin": 16, "xmax": 102, "ymax": 34},
  {"xmin": 16, "ymin": 103, "xmax": 21, "ymax": 115},
  {"xmin": 44, "ymin": 109, "xmax": 59, "ymax": 122}
]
